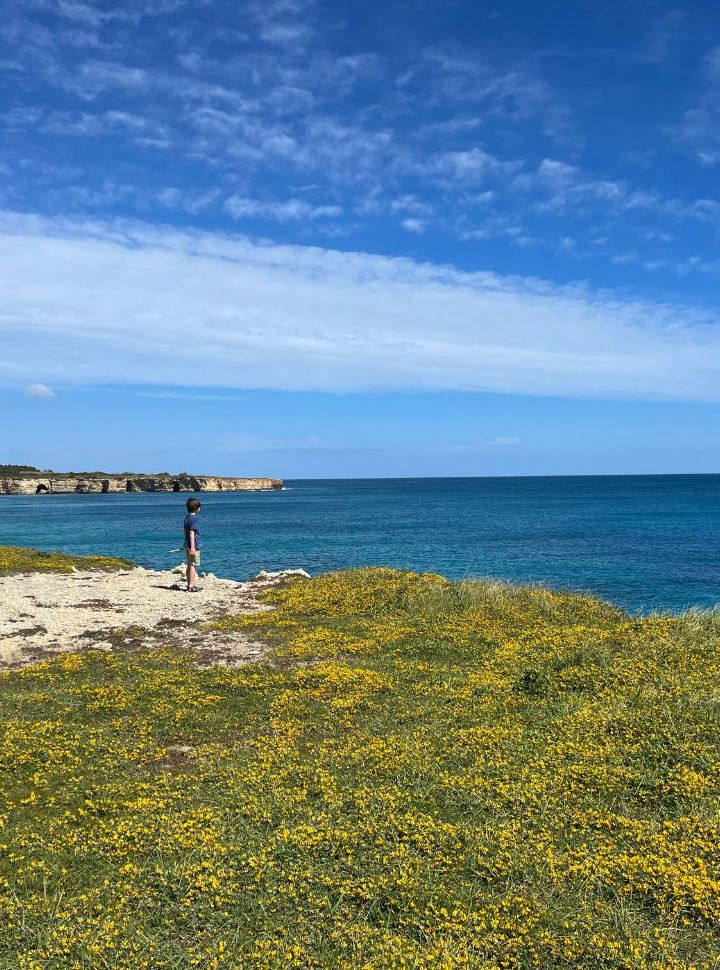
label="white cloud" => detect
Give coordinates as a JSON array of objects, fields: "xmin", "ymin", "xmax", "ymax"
[
  {"xmin": 432, "ymin": 148, "xmax": 520, "ymax": 183},
  {"xmin": 461, "ymin": 214, "xmax": 535, "ymax": 246},
  {"xmin": 24, "ymin": 383, "xmax": 56, "ymax": 399},
  {"xmin": 2, "ymin": 211, "xmax": 720, "ymax": 400},
  {"xmin": 529, "ymin": 158, "xmax": 720, "ymax": 226},
  {"xmin": 156, "ymin": 187, "xmax": 221, "ymax": 214},
  {"xmin": 421, "ymin": 49, "xmax": 572, "ymax": 138},
  {"xmin": 57, "ymin": 2, "xmax": 105, "ymax": 26},
  {"xmin": 6, "ymin": 7, "xmax": 719, "ymax": 260},
  {"xmin": 225, "ymin": 196, "xmax": 341, "ymax": 221},
  {"xmin": 52, "ymin": 0, "xmax": 190, "ymax": 26},
  {"xmin": 697, "ymin": 150, "xmax": 720, "ymax": 166},
  {"xmin": 63, "ymin": 61, "xmax": 149, "ymax": 100},
  {"xmin": 673, "ymin": 46, "xmax": 720, "ymax": 165},
  {"xmin": 390, "ymin": 195, "xmax": 433, "ymax": 216},
  {"xmin": 401, "ymin": 218, "xmax": 426, "ymax": 233},
  {"xmin": 39, "ymin": 109, "xmax": 173, "ymax": 146},
  {"xmin": 259, "ymin": 22, "xmax": 310, "ymax": 46}
]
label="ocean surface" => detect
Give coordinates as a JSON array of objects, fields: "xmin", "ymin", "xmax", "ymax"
[{"xmin": 3, "ymin": 476, "xmax": 720, "ymax": 613}]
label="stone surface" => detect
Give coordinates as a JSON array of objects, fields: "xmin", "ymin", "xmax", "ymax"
[{"xmin": 0, "ymin": 565, "xmax": 287, "ymax": 668}]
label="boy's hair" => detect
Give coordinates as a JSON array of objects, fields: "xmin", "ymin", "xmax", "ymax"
[{"xmin": 186, "ymin": 497, "xmax": 202, "ymax": 512}]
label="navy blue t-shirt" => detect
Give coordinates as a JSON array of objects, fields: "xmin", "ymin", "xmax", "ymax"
[{"xmin": 183, "ymin": 512, "xmax": 201, "ymax": 549}]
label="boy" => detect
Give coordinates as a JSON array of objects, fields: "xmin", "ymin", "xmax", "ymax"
[{"xmin": 183, "ymin": 497, "xmax": 202, "ymax": 592}]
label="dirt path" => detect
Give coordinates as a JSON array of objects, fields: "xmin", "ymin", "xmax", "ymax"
[{"xmin": 0, "ymin": 564, "xmax": 301, "ymax": 668}]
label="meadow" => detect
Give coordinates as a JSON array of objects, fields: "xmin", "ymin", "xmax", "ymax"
[{"xmin": 1, "ymin": 551, "xmax": 720, "ymax": 968}]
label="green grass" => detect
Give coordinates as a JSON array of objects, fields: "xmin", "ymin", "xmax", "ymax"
[
  {"xmin": 0, "ymin": 545, "xmax": 133, "ymax": 576},
  {"xmin": 1, "ymin": 566, "xmax": 720, "ymax": 968}
]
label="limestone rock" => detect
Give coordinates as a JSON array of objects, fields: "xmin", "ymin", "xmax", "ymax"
[
  {"xmin": 253, "ymin": 568, "xmax": 311, "ymax": 581},
  {"xmin": 0, "ymin": 474, "xmax": 283, "ymax": 495}
]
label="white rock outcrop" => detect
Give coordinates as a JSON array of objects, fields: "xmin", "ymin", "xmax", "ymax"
[{"xmin": 0, "ymin": 475, "xmax": 283, "ymax": 495}]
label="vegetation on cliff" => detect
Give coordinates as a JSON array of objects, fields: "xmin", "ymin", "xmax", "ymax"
[
  {"xmin": 2, "ymin": 567, "xmax": 720, "ymax": 967},
  {"xmin": 0, "ymin": 465, "xmax": 49, "ymax": 475},
  {"xmin": 0, "ymin": 465, "xmax": 172, "ymax": 477},
  {"xmin": 0, "ymin": 545, "xmax": 133, "ymax": 575}
]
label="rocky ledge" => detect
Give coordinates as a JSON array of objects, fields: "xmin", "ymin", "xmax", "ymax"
[{"xmin": 0, "ymin": 474, "xmax": 283, "ymax": 495}]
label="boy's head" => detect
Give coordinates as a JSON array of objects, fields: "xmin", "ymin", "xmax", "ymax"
[{"xmin": 186, "ymin": 497, "xmax": 202, "ymax": 513}]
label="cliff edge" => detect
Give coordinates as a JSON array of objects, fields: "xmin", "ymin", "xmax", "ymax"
[{"xmin": 0, "ymin": 473, "xmax": 283, "ymax": 495}]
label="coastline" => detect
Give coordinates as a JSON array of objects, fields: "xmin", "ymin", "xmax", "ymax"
[
  {"xmin": 0, "ymin": 473, "xmax": 283, "ymax": 495},
  {"xmin": 3, "ymin": 476, "xmax": 718, "ymax": 614}
]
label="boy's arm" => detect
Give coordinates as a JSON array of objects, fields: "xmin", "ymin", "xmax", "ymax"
[{"xmin": 189, "ymin": 526, "xmax": 197, "ymax": 552}]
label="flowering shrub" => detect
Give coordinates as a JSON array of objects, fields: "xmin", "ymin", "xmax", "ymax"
[
  {"xmin": 0, "ymin": 545, "xmax": 132, "ymax": 575},
  {"xmin": 2, "ymin": 567, "xmax": 720, "ymax": 967}
]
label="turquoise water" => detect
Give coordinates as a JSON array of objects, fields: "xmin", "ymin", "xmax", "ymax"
[{"xmin": 2, "ymin": 476, "xmax": 720, "ymax": 613}]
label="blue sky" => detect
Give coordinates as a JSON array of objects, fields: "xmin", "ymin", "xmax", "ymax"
[{"xmin": 3, "ymin": 0, "xmax": 720, "ymax": 476}]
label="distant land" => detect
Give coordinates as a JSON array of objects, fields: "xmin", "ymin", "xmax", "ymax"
[{"xmin": 0, "ymin": 466, "xmax": 282, "ymax": 495}]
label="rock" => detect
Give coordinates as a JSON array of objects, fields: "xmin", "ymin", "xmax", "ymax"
[
  {"xmin": 253, "ymin": 569, "xmax": 311, "ymax": 581},
  {"xmin": 0, "ymin": 474, "xmax": 283, "ymax": 495}
]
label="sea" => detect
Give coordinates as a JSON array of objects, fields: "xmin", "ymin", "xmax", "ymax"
[{"xmin": 3, "ymin": 475, "xmax": 720, "ymax": 614}]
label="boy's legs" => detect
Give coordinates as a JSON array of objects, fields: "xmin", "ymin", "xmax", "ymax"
[{"xmin": 185, "ymin": 549, "xmax": 199, "ymax": 590}]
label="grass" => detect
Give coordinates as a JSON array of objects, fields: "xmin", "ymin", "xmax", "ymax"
[
  {"xmin": 1, "ymin": 566, "xmax": 720, "ymax": 968},
  {"xmin": 0, "ymin": 545, "xmax": 133, "ymax": 575}
]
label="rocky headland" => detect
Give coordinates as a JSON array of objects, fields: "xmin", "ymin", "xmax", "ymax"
[{"xmin": 0, "ymin": 469, "xmax": 283, "ymax": 495}]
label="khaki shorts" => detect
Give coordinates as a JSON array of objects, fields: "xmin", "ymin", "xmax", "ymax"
[{"xmin": 185, "ymin": 548, "xmax": 201, "ymax": 567}]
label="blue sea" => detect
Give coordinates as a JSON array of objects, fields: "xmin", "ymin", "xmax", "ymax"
[{"xmin": 3, "ymin": 476, "xmax": 720, "ymax": 613}]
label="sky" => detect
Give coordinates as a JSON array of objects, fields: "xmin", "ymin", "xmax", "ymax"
[{"xmin": 3, "ymin": 0, "xmax": 720, "ymax": 477}]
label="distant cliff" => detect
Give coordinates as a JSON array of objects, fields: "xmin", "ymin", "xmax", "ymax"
[{"xmin": 0, "ymin": 473, "xmax": 283, "ymax": 495}]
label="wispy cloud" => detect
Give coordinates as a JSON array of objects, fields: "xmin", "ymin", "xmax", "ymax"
[
  {"xmin": 431, "ymin": 147, "xmax": 522, "ymax": 184},
  {"xmin": 2, "ymin": 212, "xmax": 720, "ymax": 401},
  {"xmin": 38, "ymin": 109, "xmax": 174, "ymax": 147},
  {"xmin": 56, "ymin": 2, "xmax": 107, "ymax": 27},
  {"xmin": 156, "ymin": 187, "xmax": 221, "ymax": 214},
  {"xmin": 24, "ymin": 382, "xmax": 56, "ymax": 399},
  {"xmin": 639, "ymin": 10, "xmax": 686, "ymax": 65},
  {"xmin": 4, "ymin": 0, "xmax": 720, "ymax": 285},
  {"xmin": 63, "ymin": 60, "xmax": 149, "ymax": 99},
  {"xmin": 135, "ymin": 389, "xmax": 246, "ymax": 401},
  {"xmin": 447, "ymin": 437, "xmax": 521, "ymax": 452},
  {"xmin": 401, "ymin": 218, "xmax": 426, "ymax": 234},
  {"xmin": 420, "ymin": 49, "xmax": 573, "ymax": 139},
  {"xmin": 225, "ymin": 197, "xmax": 341, "ymax": 221},
  {"xmin": 522, "ymin": 157, "xmax": 720, "ymax": 231},
  {"xmin": 250, "ymin": 0, "xmax": 315, "ymax": 50},
  {"xmin": 674, "ymin": 46, "xmax": 720, "ymax": 164},
  {"xmin": 51, "ymin": 0, "xmax": 192, "ymax": 27}
]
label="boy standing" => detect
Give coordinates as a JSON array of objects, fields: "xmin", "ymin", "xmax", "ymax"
[{"xmin": 183, "ymin": 497, "xmax": 202, "ymax": 592}]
